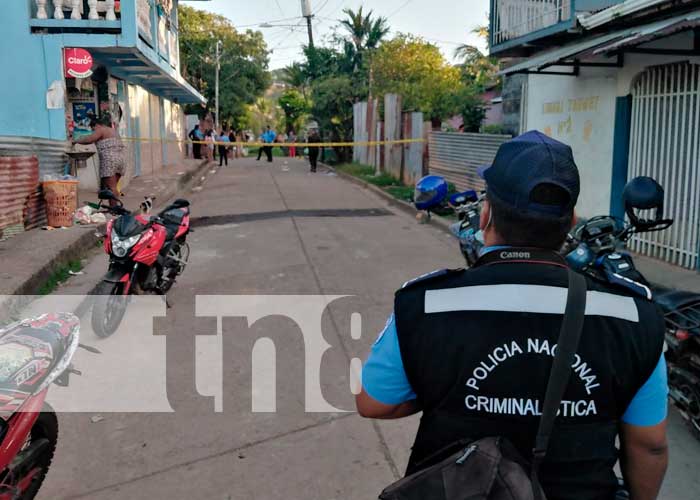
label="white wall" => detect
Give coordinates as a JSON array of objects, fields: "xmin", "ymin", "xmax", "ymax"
[
  {"xmin": 522, "ymin": 31, "xmax": 700, "ymax": 219},
  {"xmin": 526, "ymin": 69, "xmax": 618, "ymax": 217}
]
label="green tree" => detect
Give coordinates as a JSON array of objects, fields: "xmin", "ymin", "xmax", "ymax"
[
  {"xmin": 338, "ymin": 7, "xmax": 389, "ymax": 73},
  {"xmin": 178, "ymin": 5, "xmax": 270, "ymax": 127},
  {"xmin": 281, "ymin": 62, "xmax": 309, "ymax": 97},
  {"xmin": 278, "ymin": 89, "xmax": 310, "ymax": 133},
  {"xmin": 370, "ymin": 35, "xmax": 465, "ymax": 127},
  {"xmin": 310, "ymin": 76, "xmax": 356, "ymax": 163},
  {"xmin": 454, "ymin": 25, "xmax": 500, "ymax": 90}
]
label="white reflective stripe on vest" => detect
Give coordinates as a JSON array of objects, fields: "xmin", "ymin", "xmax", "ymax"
[{"xmin": 424, "ymin": 285, "xmax": 639, "ymax": 323}]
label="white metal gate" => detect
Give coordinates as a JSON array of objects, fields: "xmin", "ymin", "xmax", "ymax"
[{"xmin": 628, "ymin": 62, "xmax": 700, "ymax": 269}]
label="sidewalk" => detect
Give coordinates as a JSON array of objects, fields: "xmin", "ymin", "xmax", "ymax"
[
  {"xmin": 0, "ymin": 158, "xmax": 211, "ymax": 317},
  {"xmin": 635, "ymin": 254, "xmax": 700, "ymax": 293}
]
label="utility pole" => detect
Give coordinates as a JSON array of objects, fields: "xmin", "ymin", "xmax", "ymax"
[
  {"xmin": 214, "ymin": 39, "xmax": 222, "ymax": 130},
  {"xmin": 301, "ymin": 0, "xmax": 314, "ymax": 48}
]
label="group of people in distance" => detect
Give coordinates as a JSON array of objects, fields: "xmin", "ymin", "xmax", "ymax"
[
  {"xmin": 188, "ymin": 125, "xmax": 245, "ymax": 166},
  {"xmin": 255, "ymin": 125, "xmax": 322, "ymax": 172},
  {"xmin": 189, "ymin": 123, "xmax": 323, "ymax": 173}
]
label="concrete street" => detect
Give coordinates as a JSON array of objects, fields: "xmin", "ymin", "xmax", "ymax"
[{"xmin": 39, "ymin": 157, "xmax": 700, "ymax": 499}]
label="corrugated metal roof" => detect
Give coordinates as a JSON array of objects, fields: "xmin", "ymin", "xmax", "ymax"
[
  {"xmin": 501, "ymin": 10, "xmax": 700, "ymax": 75},
  {"xmin": 577, "ymin": 0, "xmax": 669, "ymax": 29}
]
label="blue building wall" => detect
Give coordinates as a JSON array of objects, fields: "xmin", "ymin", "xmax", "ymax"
[
  {"xmin": 0, "ymin": 2, "xmax": 65, "ymax": 140},
  {"xmin": 0, "ymin": 0, "xmax": 169, "ymax": 141}
]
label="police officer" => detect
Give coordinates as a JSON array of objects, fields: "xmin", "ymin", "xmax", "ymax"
[{"xmin": 357, "ymin": 131, "xmax": 668, "ymax": 500}]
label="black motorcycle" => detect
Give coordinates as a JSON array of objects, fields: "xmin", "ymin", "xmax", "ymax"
[{"xmin": 564, "ymin": 177, "xmax": 700, "ymax": 437}]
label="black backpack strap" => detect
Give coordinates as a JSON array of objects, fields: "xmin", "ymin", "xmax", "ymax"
[{"xmin": 531, "ymin": 269, "xmax": 587, "ymax": 500}]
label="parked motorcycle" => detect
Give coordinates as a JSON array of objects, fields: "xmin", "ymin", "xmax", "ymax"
[
  {"xmin": 0, "ymin": 313, "xmax": 81, "ymax": 499},
  {"xmin": 564, "ymin": 177, "xmax": 700, "ymax": 437},
  {"xmin": 414, "ymin": 175, "xmax": 485, "ymax": 266},
  {"xmin": 414, "ymin": 174, "xmax": 700, "ymax": 438},
  {"xmin": 91, "ymin": 190, "xmax": 192, "ymax": 338}
]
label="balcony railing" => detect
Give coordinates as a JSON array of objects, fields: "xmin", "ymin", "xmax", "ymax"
[
  {"xmin": 34, "ymin": 0, "xmax": 118, "ymax": 21},
  {"xmin": 492, "ymin": 0, "xmax": 572, "ymax": 47},
  {"xmin": 31, "ymin": 0, "xmax": 123, "ymax": 33}
]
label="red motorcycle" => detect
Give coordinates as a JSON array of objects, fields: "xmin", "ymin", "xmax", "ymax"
[
  {"xmin": 91, "ymin": 190, "xmax": 191, "ymax": 338},
  {"xmin": 0, "ymin": 313, "xmax": 82, "ymax": 499}
]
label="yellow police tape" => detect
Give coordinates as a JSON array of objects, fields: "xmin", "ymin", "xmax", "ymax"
[{"xmin": 119, "ymin": 136, "xmax": 426, "ymax": 148}]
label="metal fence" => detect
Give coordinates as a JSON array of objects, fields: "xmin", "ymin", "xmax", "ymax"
[
  {"xmin": 0, "ymin": 136, "xmax": 68, "ymax": 237},
  {"xmin": 0, "ymin": 136, "xmax": 68, "ymax": 178},
  {"xmin": 352, "ymin": 96, "xmax": 425, "ymax": 184},
  {"xmin": 628, "ymin": 62, "xmax": 700, "ymax": 269},
  {"xmin": 428, "ymin": 132, "xmax": 511, "ymax": 192}
]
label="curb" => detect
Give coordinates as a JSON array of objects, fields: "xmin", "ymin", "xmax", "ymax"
[
  {"xmin": 1, "ymin": 159, "xmax": 212, "ymax": 321},
  {"xmin": 327, "ymin": 164, "xmax": 455, "ymax": 234}
]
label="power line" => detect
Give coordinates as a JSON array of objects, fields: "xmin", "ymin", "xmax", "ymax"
[
  {"xmin": 321, "ymin": 0, "xmax": 346, "ymax": 20},
  {"xmin": 233, "ymin": 16, "xmax": 302, "ymax": 29},
  {"xmin": 314, "ymin": 0, "xmax": 332, "ymax": 15},
  {"xmin": 386, "ymin": 0, "xmax": 414, "ymax": 19}
]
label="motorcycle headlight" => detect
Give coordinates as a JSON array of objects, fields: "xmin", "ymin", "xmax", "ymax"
[{"xmin": 111, "ymin": 233, "xmax": 141, "ymax": 257}]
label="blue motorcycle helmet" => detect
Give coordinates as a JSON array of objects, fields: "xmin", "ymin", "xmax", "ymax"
[{"xmin": 415, "ymin": 175, "xmax": 448, "ymax": 211}]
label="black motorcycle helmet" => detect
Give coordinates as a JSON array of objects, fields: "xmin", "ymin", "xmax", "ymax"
[{"xmin": 622, "ymin": 176, "xmax": 665, "ymax": 230}]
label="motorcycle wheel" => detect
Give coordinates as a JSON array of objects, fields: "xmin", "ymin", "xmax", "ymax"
[
  {"xmin": 91, "ymin": 281, "xmax": 127, "ymax": 338},
  {"xmin": 7, "ymin": 408, "xmax": 58, "ymax": 500},
  {"xmin": 159, "ymin": 243, "xmax": 190, "ymax": 295},
  {"xmin": 679, "ymin": 383, "xmax": 700, "ymax": 439},
  {"xmin": 173, "ymin": 242, "xmax": 190, "ymax": 276}
]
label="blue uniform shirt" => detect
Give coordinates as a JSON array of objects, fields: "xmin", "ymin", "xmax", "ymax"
[{"xmin": 262, "ymin": 130, "xmax": 277, "ymax": 144}]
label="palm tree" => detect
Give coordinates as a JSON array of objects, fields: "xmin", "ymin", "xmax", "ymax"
[
  {"xmin": 454, "ymin": 44, "xmax": 485, "ymax": 67},
  {"xmin": 282, "ymin": 62, "xmax": 309, "ymax": 97},
  {"xmin": 454, "ymin": 25, "xmax": 500, "ymax": 89},
  {"xmin": 339, "ymin": 7, "xmax": 389, "ymax": 72}
]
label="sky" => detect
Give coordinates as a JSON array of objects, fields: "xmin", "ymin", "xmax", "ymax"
[{"xmin": 186, "ymin": 0, "xmax": 491, "ymax": 70}]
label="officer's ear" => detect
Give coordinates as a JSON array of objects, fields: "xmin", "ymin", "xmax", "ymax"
[
  {"xmin": 480, "ymin": 200, "xmax": 491, "ymax": 232},
  {"xmin": 571, "ymin": 211, "xmax": 578, "ymax": 230}
]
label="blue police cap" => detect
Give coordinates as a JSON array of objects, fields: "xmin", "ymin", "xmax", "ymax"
[{"xmin": 478, "ymin": 130, "xmax": 580, "ymax": 218}]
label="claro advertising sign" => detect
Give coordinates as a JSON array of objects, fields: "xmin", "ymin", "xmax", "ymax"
[{"xmin": 64, "ymin": 48, "xmax": 94, "ymax": 79}]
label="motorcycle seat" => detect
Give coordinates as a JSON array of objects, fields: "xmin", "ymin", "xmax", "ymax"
[
  {"xmin": 0, "ymin": 314, "xmax": 78, "ymax": 411},
  {"xmin": 160, "ymin": 207, "xmax": 189, "ymax": 242},
  {"xmin": 159, "ymin": 199, "xmax": 190, "ymax": 215},
  {"xmin": 654, "ymin": 289, "xmax": 700, "ymax": 313}
]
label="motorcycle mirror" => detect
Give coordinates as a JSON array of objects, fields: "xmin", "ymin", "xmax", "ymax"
[{"xmin": 449, "ymin": 190, "xmax": 478, "ymax": 207}]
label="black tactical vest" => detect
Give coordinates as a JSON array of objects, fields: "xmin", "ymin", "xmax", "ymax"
[{"xmin": 394, "ymin": 249, "xmax": 665, "ymax": 500}]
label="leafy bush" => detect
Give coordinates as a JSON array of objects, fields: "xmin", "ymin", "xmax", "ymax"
[{"xmin": 481, "ymin": 124, "xmax": 508, "ymax": 135}]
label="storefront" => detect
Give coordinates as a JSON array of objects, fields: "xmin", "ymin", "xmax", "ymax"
[{"xmin": 502, "ymin": 11, "xmax": 700, "ymax": 269}]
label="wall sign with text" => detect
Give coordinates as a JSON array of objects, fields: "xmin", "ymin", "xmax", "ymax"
[{"xmin": 64, "ymin": 48, "xmax": 94, "ymax": 79}]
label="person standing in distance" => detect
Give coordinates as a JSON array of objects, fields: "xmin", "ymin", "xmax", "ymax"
[
  {"xmin": 307, "ymin": 129, "xmax": 322, "ymax": 173},
  {"xmin": 188, "ymin": 124, "xmax": 203, "ymax": 159},
  {"xmin": 257, "ymin": 125, "xmax": 276, "ymax": 163},
  {"xmin": 357, "ymin": 131, "xmax": 668, "ymax": 500},
  {"xmin": 217, "ymin": 128, "xmax": 230, "ymax": 167}
]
